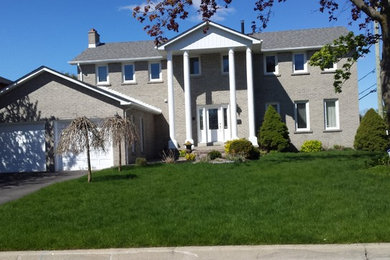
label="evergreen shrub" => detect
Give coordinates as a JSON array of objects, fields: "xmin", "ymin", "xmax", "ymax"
[{"xmin": 301, "ymin": 140, "xmax": 323, "ymax": 152}]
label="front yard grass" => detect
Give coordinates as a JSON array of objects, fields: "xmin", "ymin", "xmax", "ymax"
[{"xmin": 0, "ymin": 151, "xmax": 389, "ymax": 250}]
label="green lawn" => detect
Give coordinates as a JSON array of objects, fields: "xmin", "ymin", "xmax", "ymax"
[{"xmin": 0, "ymin": 151, "xmax": 389, "ymax": 250}]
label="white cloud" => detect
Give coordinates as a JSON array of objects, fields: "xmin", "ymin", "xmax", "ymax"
[{"xmin": 118, "ymin": 1, "xmax": 157, "ymax": 12}]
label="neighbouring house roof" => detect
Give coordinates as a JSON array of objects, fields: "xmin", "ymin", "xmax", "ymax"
[
  {"xmin": 251, "ymin": 26, "xmax": 349, "ymax": 52},
  {"xmin": 0, "ymin": 66, "xmax": 162, "ymax": 115},
  {"xmin": 70, "ymin": 25, "xmax": 349, "ymax": 64},
  {"xmin": 0, "ymin": 76, "xmax": 12, "ymax": 89},
  {"xmin": 69, "ymin": 41, "xmax": 162, "ymax": 64}
]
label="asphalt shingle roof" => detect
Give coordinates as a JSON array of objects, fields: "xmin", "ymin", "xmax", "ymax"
[
  {"xmin": 70, "ymin": 40, "xmax": 161, "ymax": 63},
  {"xmin": 70, "ymin": 27, "xmax": 349, "ymax": 63},
  {"xmin": 251, "ymin": 27, "xmax": 349, "ymax": 51}
]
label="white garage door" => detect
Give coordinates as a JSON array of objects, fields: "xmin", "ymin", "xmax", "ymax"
[
  {"xmin": 54, "ymin": 121, "xmax": 114, "ymax": 171},
  {"xmin": 0, "ymin": 123, "xmax": 46, "ymax": 173}
]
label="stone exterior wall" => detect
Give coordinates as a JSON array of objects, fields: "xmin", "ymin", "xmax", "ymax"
[{"xmin": 79, "ymin": 49, "xmax": 359, "ymax": 150}]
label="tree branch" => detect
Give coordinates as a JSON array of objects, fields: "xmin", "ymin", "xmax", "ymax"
[{"xmin": 350, "ymin": 0, "xmax": 383, "ymax": 21}]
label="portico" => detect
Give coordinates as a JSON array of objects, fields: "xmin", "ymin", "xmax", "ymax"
[{"xmin": 158, "ymin": 21, "xmax": 262, "ymax": 148}]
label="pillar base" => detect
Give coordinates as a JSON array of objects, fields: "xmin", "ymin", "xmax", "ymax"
[{"xmin": 248, "ymin": 136, "xmax": 258, "ymax": 147}]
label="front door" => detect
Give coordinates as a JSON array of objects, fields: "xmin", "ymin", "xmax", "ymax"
[{"xmin": 198, "ymin": 105, "xmax": 230, "ymax": 144}]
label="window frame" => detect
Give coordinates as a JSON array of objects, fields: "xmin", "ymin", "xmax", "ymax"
[
  {"xmin": 292, "ymin": 52, "xmax": 308, "ymax": 74},
  {"xmin": 264, "ymin": 54, "xmax": 279, "ymax": 75},
  {"xmin": 324, "ymin": 99, "xmax": 340, "ymax": 130},
  {"xmin": 221, "ymin": 54, "xmax": 229, "ymax": 74},
  {"xmin": 96, "ymin": 65, "xmax": 109, "ymax": 85},
  {"xmin": 323, "ymin": 62, "xmax": 337, "ymax": 72},
  {"xmin": 149, "ymin": 61, "xmax": 162, "ymax": 82},
  {"xmin": 122, "ymin": 63, "xmax": 136, "ymax": 84},
  {"xmin": 265, "ymin": 102, "xmax": 280, "ymax": 114},
  {"xmin": 190, "ymin": 56, "xmax": 201, "ymax": 76},
  {"xmin": 294, "ymin": 101, "xmax": 310, "ymax": 132}
]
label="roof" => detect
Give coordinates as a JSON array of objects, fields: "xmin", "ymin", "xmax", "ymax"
[
  {"xmin": 70, "ymin": 41, "xmax": 163, "ymax": 64},
  {"xmin": 0, "ymin": 76, "xmax": 12, "ymax": 88},
  {"xmin": 251, "ymin": 26, "xmax": 349, "ymax": 52},
  {"xmin": 157, "ymin": 21, "xmax": 261, "ymax": 51},
  {"xmin": 0, "ymin": 66, "xmax": 162, "ymax": 115},
  {"xmin": 70, "ymin": 26, "xmax": 349, "ymax": 64}
]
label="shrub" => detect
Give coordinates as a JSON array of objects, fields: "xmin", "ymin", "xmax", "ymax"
[
  {"xmin": 185, "ymin": 153, "xmax": 196, "ymax": 161},
  {"xmin": 301, "ymin": 140, "xmax": 323, "ymax": 152},
  {"xmin": 354, "ymin": 109, "xmax": 390, "ymax": 152},
  {"xmin": 135, "ymin": 157, "xmax": 147, "ymax": 166},
  {"xmin": 258, "ymin": 105, "xmax": 291, "ymax": 152},
  {"xmin": 208, "ymin": 150, "xmax": 222, "ymax": 160},
  {"xmin": 179, "ymin": 150, "xmax": 186, "ymax": 157},
  {"xmin": 225, "ymin": 138, "xmax": 260, "ymax": 160}
]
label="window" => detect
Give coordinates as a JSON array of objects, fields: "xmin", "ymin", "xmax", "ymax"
[
  {"xmin": 96, "ymin": 65, "xmax": 109, "ymax": 84},
  {"xmin": 122, "ymin": 64, "xmax": 135, "ymax": 83},
  {"xmin": 190, "ymin": 57, "xmax": 201, "ymax": 75},
  {"xmin": 149, "ymin": 62, "xmax": 161, "ymax": 81},
  {"xmin": 324, "ymin": 99, "xmax": 339, "ymax": 130},
  {"xmin": 222, "ymin": 55, "xmax": 229, "ymax": 74},
  {"xmin": 323, "ymin": 62, "xmax": 337, "ymax": 72},
  {"xmin": 294, "ymin": 101, "xmax": 310, "ymax": 131},
  {"xmin": 293, "ymin": 53, "xmax": 307, "ymax": 73},
  {"xmin": 264, "ymin": 55, "xmax": 278, "ymax": 75},
  {"xmin": 265, "ymin": 102, "xmax": 280, "ymax": 114}
]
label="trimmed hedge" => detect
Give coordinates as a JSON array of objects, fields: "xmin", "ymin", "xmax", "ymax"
[
  {"xmin": 354, "ymin": 109, "xmax": 389, "ymax": 152},
  {"xmin": 301, "ymin": 140, "xmax": 323, "ymax": 152},
  {"xmin": 258, "ymin": 105, "xmax": 291, "ymax": 152},
  {"xmin": 225, "ymin": 138, "xmax": 260, "ymax": 160}
]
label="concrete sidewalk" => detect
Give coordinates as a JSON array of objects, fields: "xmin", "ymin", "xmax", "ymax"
[{"xmin": 1, "ymin": 243, "xmax": 389, "ymax": 259}]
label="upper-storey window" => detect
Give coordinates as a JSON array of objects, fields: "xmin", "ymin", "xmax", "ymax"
[
  {"xmin": 293, "ymin": 53, "xmax": 307, "ymax": 73},
  {"xmin": 149, "ymin": 62, "xmax": 161, "ymax": 81},
  {"xmin": 190, "ymin": 57, "xmax": 201, "ymax": 75},
  {"xmin": 96, "ymin": 65, "xmax": 109, "ymax": 84},
  {"xmin": 323, "ymin": 62, "xmax": 337, "ymax": 72},
  {"xmin": 222, "ymin": 55, "xmax": 229, "ymax": 74},
  {"xmin": 264, "ymin": 55, "xmax": 279, "ymax": 75},
  {"xmin": 122, "ymin": 64, "xmax": 135, "ymax": 83}
]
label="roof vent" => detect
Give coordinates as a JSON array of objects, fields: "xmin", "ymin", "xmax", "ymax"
[{"xmin": 88, "ymin": 29, "xmax": 100, "ymax": 48}]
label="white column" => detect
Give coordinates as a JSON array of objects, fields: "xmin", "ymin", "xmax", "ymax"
[
  {"xmin": 167, "ymin": 51, "xmax": 178, "ymax": 149},
  {"xmin": 246, "ymin": 47, "xmax": 258, "ymax": 146},
  {"xmin": 183, "ymin": 51, "xmax": 194, "ymax": 144},
  {"xmin": 229, "ymin": 48, "xmax": 238, "ymax": 140}
]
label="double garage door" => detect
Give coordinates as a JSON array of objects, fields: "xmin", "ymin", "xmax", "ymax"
[{"xmin": 0, "ymin": 121, "xmax": 113, "ymax": 173}]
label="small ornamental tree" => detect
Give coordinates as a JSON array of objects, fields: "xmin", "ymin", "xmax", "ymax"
[
  {"xmin": 258, "ymin": 105, "xmax": 291, "ymax": 152},
  {"xmin": 101, "ymin": 114, "xmax": 138, "ymax": 172},
  {"xmin": 56, "ymin": 116, "xmax": 104, "ymax": 183},
  {"xmin": 354, "ymin": 109, "xmax": 389, "ymax": 152}
]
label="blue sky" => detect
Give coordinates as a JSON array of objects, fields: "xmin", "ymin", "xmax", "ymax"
[{"xmin": 0, "ymin": 0, "xmax": 380, "ymax": 114}]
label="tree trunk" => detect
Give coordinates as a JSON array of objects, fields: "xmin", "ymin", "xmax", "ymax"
[
  {"xmin": 380, "ymin": 15, "xmax": 390, "ymax": 126},
  {"xmin": 118, "ymin": 140, "xmax": 122, "ymax": 172},
  {"xmin": 85, "ymin": 131, "xmax": 92, "ymax": 183}
]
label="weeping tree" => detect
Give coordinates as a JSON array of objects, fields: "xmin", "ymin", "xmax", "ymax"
[
  {"xmin": 56, "ymin": 116, "xmax": 104, "ymax": 183},
  {"xmin": 101, "ymin": 114, "xmax": 138, "ymax": 172}
]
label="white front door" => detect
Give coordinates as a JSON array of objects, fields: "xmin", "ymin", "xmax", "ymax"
[{"xmin": 198, "ymin": 105, "xmax": 230, "ymax": 144}]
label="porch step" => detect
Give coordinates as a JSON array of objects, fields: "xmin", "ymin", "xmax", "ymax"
[{"xmin": 192, "ymin": 145, "xmax": 225, "ymax": 156}]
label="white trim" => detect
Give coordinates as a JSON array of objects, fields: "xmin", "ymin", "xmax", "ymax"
[
  {"xmin": 324, "ymin": 99, "xmax": 340, "ymax": 130},
  {"xmin": 69, "ymin": 56, "xmax": 163, "ymax": 65},
  {"xmin": 122, "ymin": 63, "xmax": 136, "ymax": 84},
  {"xmin": 262, "ymin": 46, "xmax": 323, "ymax": 53},
  {"xmin": 190, "ymin": 56, "xmax": 201, "ymax": 76},
  {"xmin": 294, "ymin": 101, "xmax": 310, "ymax": 132},
  {"xmin": 229, "ymin": 48, "xmax": 238, "ymax": 140},
  {"xmin": 157, "ymin": 21, "xmax": 261, "ymax": 50},
  {"xmin": 292, "ymin": 52, "xmax": 308, "ymax": 74},
  {"xmin": 265, "ymin": 102, "xmax": 280, "ymax": 114},
  {"xmin": 149, "ymin": 61, "xmax": 162, "ymax": 82},
  {"xmin": 221, "ymin": 54, "xmax": 229, "ymax": 74},
  {"xmin": 96, "ymin": 64, "xmax": 109, "ymax": 85},
  {"xmin": 264, "ymin": 54, "xmax": 279, "ymax": 75}
]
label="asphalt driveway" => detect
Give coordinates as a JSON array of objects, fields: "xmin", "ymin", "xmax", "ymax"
[{"xmin": 0, "ymin": 171, "xmax": 85, "ymax": 205}]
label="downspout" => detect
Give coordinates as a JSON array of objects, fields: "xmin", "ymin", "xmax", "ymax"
[{"xmin": 77, "ymin": 63, "xmax": 83, "ymax": 81}]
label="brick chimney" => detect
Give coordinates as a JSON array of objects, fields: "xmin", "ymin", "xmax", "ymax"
[{"xmin": 88, "ymin": 29, "xmax": 100, "ymax": 48}]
